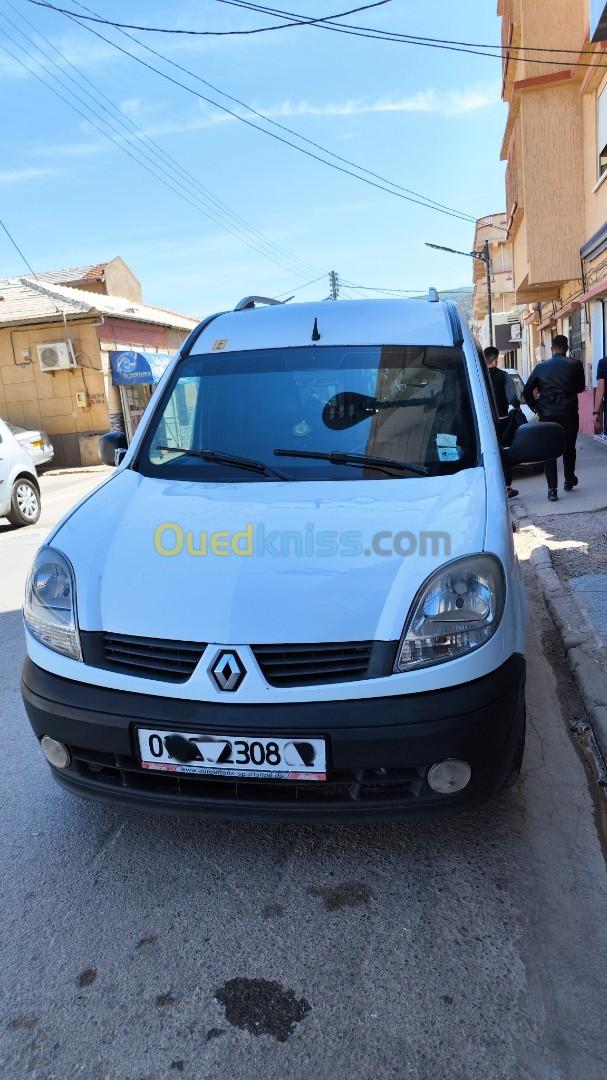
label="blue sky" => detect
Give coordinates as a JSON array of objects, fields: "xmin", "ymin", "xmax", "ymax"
[{"xmin": 1, "ymin": 1, "xmax": 507, "ymax": 316}]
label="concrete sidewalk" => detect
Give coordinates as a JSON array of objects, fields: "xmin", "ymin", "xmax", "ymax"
[
  {"xmin": 513, "ymin": 433, "xmax": 607, "ymax": 516},
  {"xmin": 514, "ymin": 435, "xmax": 607, "ymax": 769}
]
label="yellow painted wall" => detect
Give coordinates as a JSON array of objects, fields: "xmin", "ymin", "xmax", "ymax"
[
  {"xmin": 0, "ymin": 320, "xmax": 109, "ymax": 441},
  {"xmin": 519, "ymin": 83, "xmax": 585, "ymax": 285}
]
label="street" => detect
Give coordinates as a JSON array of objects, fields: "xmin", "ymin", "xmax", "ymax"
[{"xmin": 2, "ymin": 471, "xmax": 607, "ymax": 1079}]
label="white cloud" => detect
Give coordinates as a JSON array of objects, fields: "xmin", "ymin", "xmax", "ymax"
[
  {"xmin": 29, "ymin": 82, "xmax": 501, "ymax": 161},
  {"xmin": 266, "ymin": 84, "xmax": 502, "ymax": 119},
  {"xmin": 0, "ymin": 167, "xmax": 58, "ymax": 183}
]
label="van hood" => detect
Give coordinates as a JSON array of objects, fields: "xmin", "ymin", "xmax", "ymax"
[{"xmin": 55, "ymin": 468, "xmax": 487, "ymax": 644}]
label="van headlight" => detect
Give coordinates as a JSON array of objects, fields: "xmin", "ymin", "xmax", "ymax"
[
  {"xmin": 24, "ymin": 547, "xmax": 82, "ymax": 661},
  {"xmin": 394, "ymin": 554, "xmax": 505, "ymax": 672}
]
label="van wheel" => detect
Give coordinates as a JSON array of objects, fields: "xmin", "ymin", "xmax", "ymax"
[
  {"xmin": 7, "ymin": 478, "xmax": 41, "ymax": 527},
  {"xmin": 503, "ymin": 708, "xmax": 526, "ymax": 789}
]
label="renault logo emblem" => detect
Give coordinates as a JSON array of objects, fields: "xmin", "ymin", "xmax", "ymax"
[{"xmin": 210, "ymin": 649, "xmax": 246, "ymax": 692}]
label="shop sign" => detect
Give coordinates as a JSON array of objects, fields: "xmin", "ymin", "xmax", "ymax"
[{"xmin": 110, "ymin": 350, "xmax": 174, "ymax": 386}]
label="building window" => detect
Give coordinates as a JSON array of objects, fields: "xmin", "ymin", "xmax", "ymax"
[{"xmin": 598, "ymin": 84, "xmax": 607, "ymax": 178}]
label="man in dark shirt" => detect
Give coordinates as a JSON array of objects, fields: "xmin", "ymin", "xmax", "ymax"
[
  {"xmin": 523, "ymin": 334, "xmax": 585, "ymax": 502},
  {"xmin": 484, "ymin": 346, "xmax": 510, "ymax": 416},
  {"xmin": 484, "ymin": 346, "xmax": 518, "ymax": 498}
]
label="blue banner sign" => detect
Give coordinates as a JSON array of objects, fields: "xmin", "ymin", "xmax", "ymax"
[{"xmin": 110, "ymin": 350, "xmax": 174, "ymax": 386}]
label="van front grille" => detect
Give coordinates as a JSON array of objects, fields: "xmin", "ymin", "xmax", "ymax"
[
  {"xmin": 252, "ymin": 641, "xmax": 396, "ymax": 687},
  {"xmin": 81, "ymin": 632, "xmax": 207, "ymax": 683}
]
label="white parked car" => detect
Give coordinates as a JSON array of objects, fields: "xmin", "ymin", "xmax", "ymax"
[
  {"xmin": 7, "ymin": 423, "xmax": 54, "ymax": 469},
  {"xmin": 0, "ymin": 418, "xmax": 41, "ymax": 527},
  {"xmin": 21, "ymin": 295, "xmax": 563, "ymax": 821}
]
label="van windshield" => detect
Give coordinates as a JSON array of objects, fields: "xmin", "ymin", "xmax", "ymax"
[{"xmin": 137, "ymin": 345, "xmax": 479, "ymax": 482}]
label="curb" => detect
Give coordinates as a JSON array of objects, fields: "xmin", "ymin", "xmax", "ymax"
[
  {"xmin": 41, "ymin": 466, "xmax": 112, "ymax": 477},
  {"xmin": 526, "ymin": 535, "xmax": 607, "ymax": 771}
]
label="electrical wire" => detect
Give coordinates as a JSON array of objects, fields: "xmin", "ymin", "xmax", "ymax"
[
  {"xmin": 212, "ymin": 1, "xmax": 607, "ymax": 69},
  {"xmin": 273, "ymin": 273, "xmax": 329, "ymax": 298},
  {"xmin": 341, "ymin": 280, "xmax": 427, "ymax": 294},
  {"xmin": 3, "ymin": 0, "xmax": 322, "ymax": 278},
  {"xmin": 0, "ymin": 36, "xmax": 323, "ymax": 279},
  {"xmin": 0, "ymin": 215, "xmax": 69, "ymax": 321},
  {"xmin": 0, "ymin": 215, "xmax": 40, "ymax": 277},
  {"xmin": 66, "ymin": 0, "xmax": 475, "ymax": 222},
  {"xmin": 27, "ymin": 0, "xmax": 607, "ymax": 71},
  {"xmin": 22, "ymin": 0, "xmax": 390, "ymax": 36},
  {"xmin": 30, "ymin": 0, "xmax": 477, "ymax": 223}
]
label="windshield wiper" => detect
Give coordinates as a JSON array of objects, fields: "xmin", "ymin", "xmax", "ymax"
[
  {"xmin": 156, "ymin": 446, "xmax": 292, "ymax": 481},
  {"xmin": 274, "ymin": 448, "xmax": 429, "ymax": 477}
]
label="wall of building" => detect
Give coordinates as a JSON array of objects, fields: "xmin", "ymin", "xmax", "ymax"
[
  {"xmin": 0, "ymin": 319, "xmax": 109, "ymax": 467},
  {"xmin": 102, "ymin": 258, "xmax": 143, "ymax": 303},
  {"xmin": 0, "ymin": 316, "xmax": 190, "ymax": 466},
  {"xmin": 519, "ymin": 82, "xmax": 585, "ymax": 287}
]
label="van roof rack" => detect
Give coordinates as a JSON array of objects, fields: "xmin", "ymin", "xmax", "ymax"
[
  {"xmin": 428, "ymin": 287, "xmax": 440, "ymax": 303},
  {"xmin": 234, "ymin": 296, "xmax": 282, "ymax": 311}
]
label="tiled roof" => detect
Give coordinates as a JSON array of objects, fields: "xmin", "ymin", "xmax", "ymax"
[
  {"xmin": 0, "ymin": 277, "xmax": 198, "ymax": 331},
  {"xmin": 33, "ymin": 263, "xmax": 107, "ymax": 285}
]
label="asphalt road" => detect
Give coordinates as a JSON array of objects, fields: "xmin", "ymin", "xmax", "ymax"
[{"xmin": 2, "ymin": 472, "xmax": 607, "ymax": 1080}]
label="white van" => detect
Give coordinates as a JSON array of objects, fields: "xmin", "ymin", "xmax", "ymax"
[{"xmin": 21, "ymin": 295, "xmax": 562, "ymax": 821}]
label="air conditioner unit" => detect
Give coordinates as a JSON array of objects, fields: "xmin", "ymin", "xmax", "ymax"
[{"xmin": 37, "ymin": 340, "xmax": 77, "ymax": 372}]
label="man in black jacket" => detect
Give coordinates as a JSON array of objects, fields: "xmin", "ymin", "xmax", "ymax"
[
  {"xmin": 484, "ymin": 346, "xmax": 518, "ymax": 499},
  {"xmin": 523, "ymin": 335, "xmax": 585, "ymax": 502}
]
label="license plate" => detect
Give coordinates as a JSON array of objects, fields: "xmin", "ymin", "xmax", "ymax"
[{"xmin": 137, "ymin": 728, "xmax": 327, "ymax": 781}]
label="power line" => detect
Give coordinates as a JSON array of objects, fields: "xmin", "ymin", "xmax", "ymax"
[
  {"xmin": 274, "ymin": 273, "xmax": 329, "ymax": 298},
  {"xmin": 31, "ymin": 0, "xmax": 476, "ymax": 223},
  {"xmin": 341, "ymin": 280, "xmax": 427, "ymax": 294},
  {"xmin": 0, "ymin": 215, "xmax": 68, "ymax": 320},
  {"xmin": 3, "ymin": 0, "xmax": 321, "ymax": 279},
  {"xmin": 27, "ymin": 0, "xmax": 607, "ymax": 71},
  {"xmin": 68, "ymin": 0, "xmax": 476, "ymax": 222},
  {"xmin": 214, "ymin": 2, "xmax": 607, "ymax": 69},
  {"xmin": 0, "ymin": 216, "xmax": 40, "ymax": 278},
  {"xmin": 23, "ymin": 0, "xmax": 390, "ymax": 36}
]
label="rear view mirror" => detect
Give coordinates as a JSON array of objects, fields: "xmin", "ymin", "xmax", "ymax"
[
  {"xmin": 505, "ymin": 422, "xmax": 564, "ymax": 467},
  {"xmin": 323, "ymin": 392, "xmax": 378, "ymax": 430},
  {"xmin": 99, "ymin": 431, "xmax": 128, "ymax": 467}
]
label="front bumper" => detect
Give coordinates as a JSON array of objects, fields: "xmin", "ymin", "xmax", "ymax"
[{"xmin": 21, "ymin": 654, "xmax": 525, "ymax": 823}]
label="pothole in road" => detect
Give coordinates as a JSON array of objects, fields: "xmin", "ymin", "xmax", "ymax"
[{"xmin": 215, "ymin": 978, "xmax": 310, "ymax": 1042}]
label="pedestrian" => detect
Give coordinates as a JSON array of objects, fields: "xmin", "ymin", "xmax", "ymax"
[
  {"xmin": 484, "ymin": 346, "xmax": 518, "ymax": 499},
  {"xmin": 595, "ymin": 356, "xmax": 606, "ymax": 437},
  {"xmin": 523, "ymin": 334, "xmax": 585, "ymax": 502}
]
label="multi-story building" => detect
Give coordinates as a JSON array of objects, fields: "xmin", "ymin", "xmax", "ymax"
[
  {"xmin": 497, "ymin": 0, "xmax": 607, "ymax": 433},
  {"xmin": 471, "ymin": 213, "xmax": 526, "ymax": 371}
]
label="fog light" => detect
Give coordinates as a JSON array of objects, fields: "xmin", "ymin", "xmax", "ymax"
[
  {"xmin": 40, "ymin": 736, "xmax": 71, "ymax": 770},
  {"xmin": 427, "ymin": 759, "xmax": 471, "ymax": 795}
]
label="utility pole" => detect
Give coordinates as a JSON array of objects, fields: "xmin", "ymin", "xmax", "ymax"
[
  {"xmin": 329, "ymin": 270, "xmax": 339, "ymax": 301},
  {"xmin": 483, "ymin": 239, "xmax": 494, "ymax": 350},
  {"xmin": 426, "ymin": 241, "xmax": 495, "ymax": 348}
]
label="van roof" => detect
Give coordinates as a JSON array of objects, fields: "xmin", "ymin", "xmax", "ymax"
[{"xmin": 186, "ymin": 297, "xmax": 463, "ymax": 356}]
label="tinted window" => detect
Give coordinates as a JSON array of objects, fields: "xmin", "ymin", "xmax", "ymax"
[{"xmin": 138, "ymin": 346, "xmax": 479, "ymax": 482}]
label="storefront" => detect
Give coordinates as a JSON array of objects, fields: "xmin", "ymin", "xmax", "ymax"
[{"xmin": 109, "ymin": 349, "xmax": 175, "ymax": 441}]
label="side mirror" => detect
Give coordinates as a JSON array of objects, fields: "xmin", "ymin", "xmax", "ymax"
[
  {"xmin": 99, "ymin": 430, "xmax": 128, "ymax": 467},
  {"xmin": 505, "ymin": 422, "xmax": 564, "ymax": 467}
]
